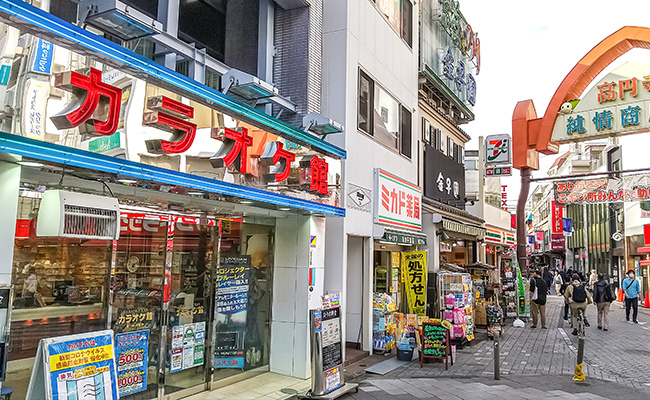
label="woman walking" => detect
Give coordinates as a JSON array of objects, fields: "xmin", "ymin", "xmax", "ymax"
[{"xmin": 593, "ymin": 273, "xmax": 613, "ymax": 331}]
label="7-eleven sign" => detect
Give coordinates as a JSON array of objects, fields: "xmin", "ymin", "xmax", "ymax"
[{"xmin": 485, "ymin": 134, "xmax": 511, "ymax": 164}]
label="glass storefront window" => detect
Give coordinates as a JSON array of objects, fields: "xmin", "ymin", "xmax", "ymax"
[{"xmin": 8, "ymin": 195, "xmax": 111, "ymax": 399}]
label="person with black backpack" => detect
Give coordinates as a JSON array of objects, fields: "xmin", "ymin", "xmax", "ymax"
[
  {"xmin": 565, "ymin": 273, "xmax": 593, "ymax": 335},
  {"xmin": 593, "ymin": 273, "xmax": 615, "ymax": 331}
]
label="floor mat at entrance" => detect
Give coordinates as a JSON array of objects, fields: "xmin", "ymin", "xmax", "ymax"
[{"xmin": 364, "ymin": 358, "xmax": 409, "ymax": 375}]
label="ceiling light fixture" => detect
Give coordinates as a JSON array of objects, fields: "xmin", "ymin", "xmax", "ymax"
[
  {"xmin": 278, "ymin": 207, "xmax": 291, "ymax": 211},
  {"xmin": 240, "ymin": 200, "xmax": 254, "ymax": 204},
  {"xmin": 117, "ymin": 178, "xmax": 138, "ymax": 184}
]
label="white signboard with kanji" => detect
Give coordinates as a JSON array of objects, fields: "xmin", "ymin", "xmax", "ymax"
[
  {"xmin": 374, "ymin": 169, "xmax": 422, "ymax": 231},
  {"xmin": 551, "ymin": 62, "xmax": 650, "ymax": 143}
]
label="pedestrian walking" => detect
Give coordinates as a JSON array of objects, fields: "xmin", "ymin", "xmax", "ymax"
[
  {"xmin": 529, "ymin": 270, "xmax": 548, "ymax": 329},
  {"xmin": 543, "ymin": 267, "xmax": 553, "ymax": 295},
  {"xmin": 565, "ymin": 273, "xmax": 593, "ymax": 335},
  {"xmin": 622, "ymin": 270, "xmax": 641, "ymax": 323},
  {"xmin": 593, "ymin": 273, "xmax": 614, "ymax": 331},
  {"xmin": 588, "ymin": 269, "xmax": 598, "ymax": 293},
  {"xmin": 554, "ymin": 272, "xmax": 564, "ymax": 296}
]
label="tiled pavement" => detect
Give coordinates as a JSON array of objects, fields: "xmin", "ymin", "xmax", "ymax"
[{"xmin": 341, "ymin": 296, "xmax": 650, "ymax": 399}]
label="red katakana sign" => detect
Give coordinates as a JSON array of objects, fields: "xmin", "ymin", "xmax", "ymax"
[
  {"xmin": 143, "ymin": 96, "xmax": 197, "ymax": 153},
  {"xmin": 210, "ymin": 127, "xmax": 254, "ymax": 173},
  {"xmin": 50, "ymin": 68, "xmax": 122, "ymax": 136},
  {"xmin": 261, "ymin": 141, "xmax": 295, "ymax": 182}
]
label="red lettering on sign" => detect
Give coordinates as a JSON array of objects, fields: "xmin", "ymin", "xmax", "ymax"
[
  {"xmin": 143, "ymin": 96, "xmax": 197, "ymax": 153},
  {"xmin": 310, "ymin": 156, "xmax": 329, "ymax": 195},
  {"xmin": 50, "ymin": 68, "xmax": 122, "ymax": 136},
  {"xmin": 211, "ymin": 127, "xmax": 254, "ymax": 173},
  {"xmin": 261, "ymin": 141, "xmax": 295, "ymax": 182}
]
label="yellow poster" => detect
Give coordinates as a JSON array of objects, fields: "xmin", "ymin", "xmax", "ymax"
[{"xmin": 401, "ymin": 251, "xmax": 427, "ymax": 316}]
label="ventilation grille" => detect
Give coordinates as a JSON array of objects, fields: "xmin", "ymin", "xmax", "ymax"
[{"xmin": 62, "ymin": 205, "xmax": 118, "ymax": 240}]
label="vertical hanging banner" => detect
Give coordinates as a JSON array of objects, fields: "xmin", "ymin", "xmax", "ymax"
[
  {"xmin": 213, "ymin": 256, "xmax": 251, "ymax": 369},
  {"xmin": 401, "ymin": 251, "xmax": 428, "ymax": 315},
  {"xmin": 26, "ymin": 330, "xmax": 119, "ymax": 400},
  {"xmin": 115, "ymin": 330, "xmax": 149, "ymax": 396}
]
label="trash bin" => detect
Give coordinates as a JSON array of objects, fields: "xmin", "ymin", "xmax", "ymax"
[{"xmin": 397, "ymin": 348, "xmax": 413, "ymax": 361}]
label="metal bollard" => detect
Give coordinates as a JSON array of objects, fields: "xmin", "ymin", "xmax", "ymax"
[
  {"xmin": 573, "ymin": 336, "xmax": 586, "ymax": 381},
  {"xmin": 493, "ymin": 330, "xmax": 500, "ymax": 380}
]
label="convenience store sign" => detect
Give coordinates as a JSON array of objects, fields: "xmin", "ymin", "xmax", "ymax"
[{"xmin": 374, "ymin": 169, "xmax": 422, "ymax": 231}]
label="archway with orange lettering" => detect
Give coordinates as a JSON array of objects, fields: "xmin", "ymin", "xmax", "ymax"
[{"xmin": 511, "ymin": 26, "xmax": 650, "ymax": 272}]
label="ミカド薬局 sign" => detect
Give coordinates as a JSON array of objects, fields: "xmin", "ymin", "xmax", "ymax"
[{"xmin": 374, "ymin": 169, "xmax": 422, "ymax": 231}]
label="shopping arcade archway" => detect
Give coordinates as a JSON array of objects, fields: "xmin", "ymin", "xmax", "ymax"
[{"xmin": 511, "ymin": 26, "xmax": 650, "ymax": 273}]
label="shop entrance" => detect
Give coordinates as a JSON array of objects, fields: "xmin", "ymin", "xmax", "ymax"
[{"xmin": 111, "ymin": 215, "xmax": 217, "ymax": 399}]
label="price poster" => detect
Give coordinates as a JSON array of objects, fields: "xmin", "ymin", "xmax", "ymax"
[
  {"xmin": 27, "ymin": 330, "xmax": 119, "ymax": 400},
  {"xmin": 401, "ymin": 251, "xmax": 428, "ymax": 315},
  {"xmin": 115, "ymin": 330, "xmax": 149, "ymax": 396}
]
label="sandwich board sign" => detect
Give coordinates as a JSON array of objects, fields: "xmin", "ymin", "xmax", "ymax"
[{"xmin": 26, "ymin": 330, "xmax": 119, "ymax": 400}]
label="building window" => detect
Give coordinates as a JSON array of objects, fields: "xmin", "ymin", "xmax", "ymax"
[
  {"xmin": 369, "ymin": 0, "xmax": 412, "ymax": 48},
  {"xmin": 401, "ymin": 0, "xmax": 413, "ymax": 47},
  {"xmin": 358, "ymin": 70, "xmax": 412, "ymax": 158},
  {"xmin": 400, "ymin": 106, "xmax": 412, "ymax": 158},
  {"xmin": 358, "ymin": 70, "xmax": 374, "ymax": 135}
]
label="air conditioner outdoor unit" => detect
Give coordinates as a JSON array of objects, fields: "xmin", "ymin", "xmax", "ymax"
[{"xmin": 36, "ymin": 190, "xmax": 120, "ymax": 240}]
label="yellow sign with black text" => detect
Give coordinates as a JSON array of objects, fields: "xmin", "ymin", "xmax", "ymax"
[{"xmin": 401, "ymin": 251, "xmax": 427, "ymax": 316}]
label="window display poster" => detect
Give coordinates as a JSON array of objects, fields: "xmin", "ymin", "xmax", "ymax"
[
  {"xmin": 26, "ymin": 330, "xmax": 119, "ymax": 400},
  {"xmin": 171, "ymin": 322, "xmax": 206, "ymax": 373},
  {"xmin": 213, "ymin": 256, "xmax": 251, "ymax": 369},
  {"xmin": 401, "ymin": 251, "xmax": 428, "ymax": 316},
  {"xmin": 115, "ymin": 330, "xmax": 149, "ymax": 396}
]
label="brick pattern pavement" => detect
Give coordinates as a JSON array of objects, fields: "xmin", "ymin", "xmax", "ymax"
[{"xmin": 340, "ymin": 295, "xmax": 650, "ymax": 399}]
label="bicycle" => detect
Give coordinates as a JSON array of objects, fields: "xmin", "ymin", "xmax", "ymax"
[{"xmin": 575, "ymin": 308, "xmax": 585, "ymax": 338}]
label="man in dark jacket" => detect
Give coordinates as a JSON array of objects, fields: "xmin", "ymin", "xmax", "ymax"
[
  {"xmin": 593, "ymin": 273, "xmax": 613, "ymax": 331},
  {"xmin": 529, "ymin": 270, "xmax": 548, "ymax": 329}
]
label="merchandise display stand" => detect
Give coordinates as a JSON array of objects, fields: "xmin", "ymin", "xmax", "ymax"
[
  {"xmin": 372, "ymin": 293, "xmax": 397, "ymax": 353},
  {"xmin": 439, "ymin": 272, "xmax": 474, "ymax": 348}
]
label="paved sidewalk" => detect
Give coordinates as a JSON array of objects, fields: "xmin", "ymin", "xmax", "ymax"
[
  {"xmin": 339, "ymin": 296, "xmax": 650, "ymax": 399},
  {"xmin": 343, "ymin": 375, "xmax": 650, "ymax": 400}
]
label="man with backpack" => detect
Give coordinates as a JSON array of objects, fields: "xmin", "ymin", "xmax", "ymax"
[
  {"xmin": 529, "ymin": 270, "xmax": 548, "ymax": 329},
  {"xmin": 564, "ymin": 273, "xmax": 593, "ymax": 335},
  {"xmin": 593, "ymin": 273, "xmax": 615, "ymax": 331}
]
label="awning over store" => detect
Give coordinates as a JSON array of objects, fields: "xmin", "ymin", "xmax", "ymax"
[
  {"xmin": 637, "ymin": 246, "xmax": 650, "ymax": 254},
  {"xmin": 442, "ymin": 218, "xmax": 486, "ymax": 239},
  {"xmin": 440, "ymin": 263, "xmax": 465, "ymax": 272},
  {"xmin": 640, "ymin": 259, "xmax": 650, "ymax": 266},
  {"xmin": 466, "ymin": 262, "xmax": 497, "ymax": 270},
  {"xmin": 381, "ymin": 229, "xmax": 427, "ymax": 246}
]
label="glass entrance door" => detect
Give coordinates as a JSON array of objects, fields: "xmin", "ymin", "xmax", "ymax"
[
  {"xmin": 111, "ymin": 217, "xmax": 167, "ymax": 399},
  {"xmin": 163, "ymin": 220, "xmax": 215, "ymax": 397}
]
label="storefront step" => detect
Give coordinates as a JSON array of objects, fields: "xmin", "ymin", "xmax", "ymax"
[{"xmin": 184, "ymin": 373, "xmax": 310, "ymax": 400}]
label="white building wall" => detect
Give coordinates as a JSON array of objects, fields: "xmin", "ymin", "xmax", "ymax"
[{"xmin": 322, "ymin": 0, "xmax": 419, "ymax": 353}]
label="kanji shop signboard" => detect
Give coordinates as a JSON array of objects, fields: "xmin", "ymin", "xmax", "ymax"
[
  {"xmin": 374, "ymin": 169, "xmax": 422, "ymax": 231},
  {"xmin": 554, "ymin": 173, "xmax": 650, "ymax": 205},
  {"xmin": 421, "ymin": 0, "xmax": 480, "ymax": 110},
  {"xmin": 401, "ymin": 251, "xmax": 427, "ymax": 316},
  {"xmin": 485, "ymin": 166, "xmax": 511, "ymax": 177},
  {"xmin": 551, "ymin": 201, "xmax": 563, "ymax": 234},
  {"xmin": 423, "ymin": 144, "xmax": 466, "ymax": 208},
  {"xmin": 485, "ymin": 134, "xmax": 511, "ymax": 164},
  {"xmin": 7, "ymin": 34, "xmax": 340, "ymax": 207},
  {"xmin": 551, "ymin": 62, "xmax": 650, "ymax": 143}
]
